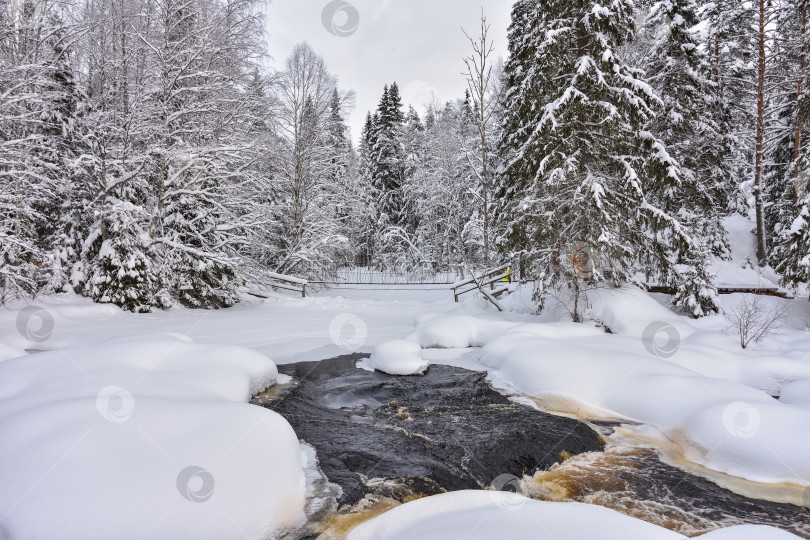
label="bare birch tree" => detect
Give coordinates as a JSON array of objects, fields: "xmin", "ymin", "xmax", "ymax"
[{"xmin": 461, "ymin": 9, "xmax": 501, "ymax": 268}]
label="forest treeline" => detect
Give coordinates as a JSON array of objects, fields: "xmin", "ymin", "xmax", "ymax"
[{"xmin": 1, "ymin": 0, "xmax": 808, "ymax": 316}]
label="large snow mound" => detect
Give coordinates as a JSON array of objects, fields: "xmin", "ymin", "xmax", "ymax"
[
  {"xmin": 479, "ymin": 323, "xmax": 774, "ymax": 427},
  {"xmin": 670, "ymin": 401, "xmax": 810, "ymax": 486},
  {"xmin": 0, "ymin": 335, "xmax": 306, "ymax": 540},
  {"xmin": 364, "ymin": 339, "xmax": 428, "ymax": 375},
  {"xmin": 586, "ymin": 287, "xmax": 810, "ymax": 396}
]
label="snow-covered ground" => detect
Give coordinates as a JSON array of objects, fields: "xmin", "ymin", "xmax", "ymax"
[
  {"xmin": 0, "ymin": 286, "xmax": 457, "ymax": 365},
  {"xmin": 0, "ymin": 335, "xmax": 306, "ymax": 539},
  {"xmin": 712, "ymin": 214, "xmax": 785, "ymax": 291},
  {"xmin": 2, "ymin": 219, "xmax": 810, "ymax": 539},
  {"xmin": 347, "ymin": 490, "xmax": 803, "ymax": 540}
]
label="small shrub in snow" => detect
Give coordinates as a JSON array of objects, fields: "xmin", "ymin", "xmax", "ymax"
[{"xmin": 724, "ymin": 296, "xmax": 790, "ymax": 349}]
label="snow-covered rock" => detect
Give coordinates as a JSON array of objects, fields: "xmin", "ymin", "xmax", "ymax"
[
  {"xmin": 479, "ymin": 324, "xmax": 776, "ymax": 427},
  {"xmin": 365, "ymin": 339, "xmax": 428, "ymax": 375},
  {"xmin": 587, "ymin": 287, "xmax": 810, "ymax": 396},
  {"xmin": 407, "ymin": 312, "xmax": 514, "ymax": 348},
  {"xmin": 0, "ymin": 335, "xmax": 306, "ymax": 540}
]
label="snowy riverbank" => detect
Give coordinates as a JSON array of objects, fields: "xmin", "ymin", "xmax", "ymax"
[
  {"xmin": 0, "ymin": 335, "xmax": 306, "ymax": 539},
  {"xmin": 372, "ymin": 286, "xmax": 810, "ymax": 492},
  {"xmin": 1, "ymin": 280, "xmax": 809, "ymax": 538}
]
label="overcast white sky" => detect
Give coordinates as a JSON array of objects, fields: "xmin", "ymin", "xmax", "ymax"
[{"xmin": 265, "ymin": 0, "xmax": 515, "ymax": 143}]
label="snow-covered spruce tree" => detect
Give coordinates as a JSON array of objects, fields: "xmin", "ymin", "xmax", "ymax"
[
  {"xmin": 771, "ymin": 0, "xmax": 810, "ymax": 290},
  {"xmin": 75, "ymin": 136, "xmax": 164, "ymax": 311},
  {"xmin": 396, "ymin": 104, "xmax": 429, "ymax": 269},
  {"xmin": 84, "ymin": 198, "xmax": 158, "ymax": 313},
  {"xmin": 145, "ymin": 0, "xmax": 267, "ymax": 308},
  {"xmin": 765, "ymin": 2, "xmax": 802, "ymax": 270},
  {"xmin": 358, "ymin": 95, "xmax": 485, "ymax": 273},
  {"xmin": 355, "ymin": 112, "xmax": 380, "ymax": 266},
  {"xmin": 71, "ymin": 0, "xmax": 166, "ymax": 312},
  {"xmin": 702, "ymin": 0, "xmax": 757, "ymax": 215},
  {"xmin": 391, "ymin": 104, "xmax": 428, "ymax": 268},
  {"xmin": 368, "ymin": 82, "xmax": 410, "ymax": 266},
  {"xmin": 494, "ymin": 0, "xmax": 719, "ymax": 318},
  {"xmin": 325, "ymin": 88, "xmax": 360, "ymax": 267},
  {"xmin": 40, "ymin": 28, "xmax": 95, "ymax": 294},
  {"xmin": 642, "ymin": 0, "xmax": 731, "ymax": 259},
  {"xmin": 774, "ymin": 189, "xmax": 810, "ymax": 291}
]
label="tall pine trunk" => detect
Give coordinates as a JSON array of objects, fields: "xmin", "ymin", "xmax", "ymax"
[{"xmin": 754, "ymin": 0, "xmax": 767, "ymax": 264}]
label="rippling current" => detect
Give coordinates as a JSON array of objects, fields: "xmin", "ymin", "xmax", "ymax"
[
  {"xmin": 255, "ymin": 355, "xmax": 810, "ymax": 539},
  {"xmin": 524, "ymin": 441, "xmax": 810, "ymax": 538}
]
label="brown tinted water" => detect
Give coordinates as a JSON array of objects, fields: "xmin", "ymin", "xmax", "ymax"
[{"xmin": 524, "ymin": 442, "xmax": 810, "ymax": 538}]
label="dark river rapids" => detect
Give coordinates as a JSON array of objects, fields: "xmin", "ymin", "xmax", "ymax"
[{"xmin": 253, "ymin": 354, "xmax": 810, "ymax": 539}]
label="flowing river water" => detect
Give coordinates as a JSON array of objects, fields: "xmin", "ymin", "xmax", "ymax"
[{"xmin": 253, "ymin": 354, "xmax": 810, "ymax": 539}]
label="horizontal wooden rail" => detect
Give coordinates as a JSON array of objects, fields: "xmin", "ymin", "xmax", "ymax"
[{"xmin": 248, "ymin": 272, "xmax": 308, "ymax": 298}]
